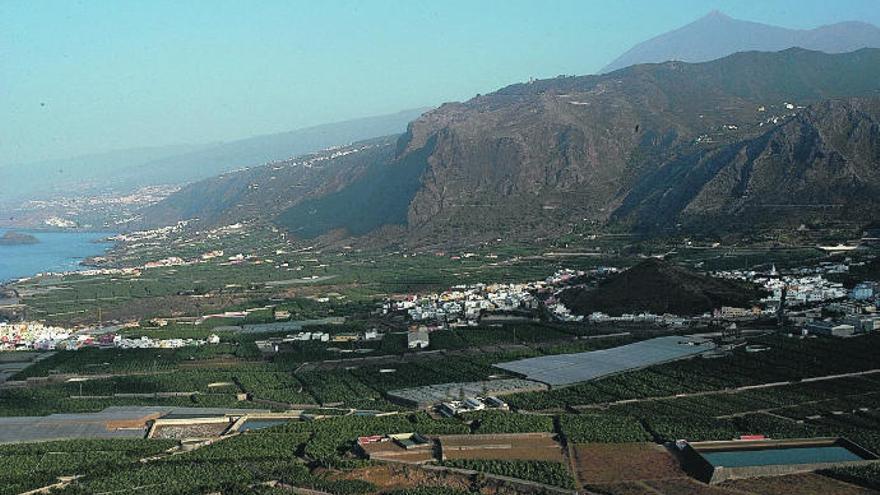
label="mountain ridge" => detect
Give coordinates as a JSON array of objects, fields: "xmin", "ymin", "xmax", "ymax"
[
  {"xmin": 142, "ymin": 48, "xmax": 880, "ymax": 247},
  {"xmin": 391, "ymin": 48, "xmax": 880, "ymax": 244},
  {"xmin": 0, "ymin": 108, "xmax": 429, "ymax": 203},
  {"xmin": 602, "ymin": 11, "xmax": 880, "ymax": 73}
]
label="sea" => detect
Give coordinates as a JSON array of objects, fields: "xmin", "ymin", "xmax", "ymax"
[{"xmin": 0, "ymin": 229, "xmax": 113, "ymax": 283}]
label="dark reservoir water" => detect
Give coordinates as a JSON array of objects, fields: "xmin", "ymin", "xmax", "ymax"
[
  {"xmin": 0, "ymin": 229, "xmax": 113, "ymax": 283},
  {"xmin": 702, "ymin": 445, "xmax": 864, "ymax": 468}
]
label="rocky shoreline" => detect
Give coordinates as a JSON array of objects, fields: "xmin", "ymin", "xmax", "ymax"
[{"xmin": 0, "ymin": 231, "xmax": 39, "ymax": 246}]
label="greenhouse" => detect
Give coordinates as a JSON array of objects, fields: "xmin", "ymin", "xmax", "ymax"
[{"xmin": 494, "ymin": 336, "xmax": 714, "ymax": 386}]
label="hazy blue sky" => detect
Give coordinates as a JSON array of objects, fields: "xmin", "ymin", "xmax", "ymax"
[{"xmin": 3, "ymin": 0, "xmax": 880, "ymax": 166}]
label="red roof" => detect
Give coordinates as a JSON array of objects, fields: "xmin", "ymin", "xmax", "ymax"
[{"xmin": 738, "ymin": 434, "xmax": 766, "ymax": 441}]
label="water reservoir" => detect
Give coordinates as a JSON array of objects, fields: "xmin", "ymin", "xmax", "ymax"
[
  {"xmin": 702, "ymin": 445, "xmax": 863, "ymax": 468},
  {"xmin": 682, "ymin": 438, "xmax": 878, "ymax": 484},
  {"xmin": 238, "ymin": 419, "xmax": 291, "ymax": 432}
]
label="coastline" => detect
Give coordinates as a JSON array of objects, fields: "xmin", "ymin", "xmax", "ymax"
[{"xmin": 0, "ymin": 229, "xmax": 116, "ymax": 286}]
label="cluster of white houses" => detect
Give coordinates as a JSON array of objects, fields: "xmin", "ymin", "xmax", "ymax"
[
  {"xmin": 0, "ymin": 321, "xmax": 70, "ymax": 350},
  {"xmin": 387, "ymin": 285, "xmax": 537, "ymax": 323},
  {"xmin": 715, "ymin": 268, "xmax": 849, "ymax": 306},
  {"xmin": 0, "ymin": 321, "xmax": 221, "ymax": 351},
  {"xmin": 255, "ymin": 329, "xmax": 382, "ymax": 353},
  {"xmin": 714, "ymin": 261, "xmax": 880, "ymax": 337},
  {"xmin": 383, "ymin": 259, "xmax": 880, "ymax": 339},
  {"xmin": 585, "ymin": 311, "xmax": 691, "ymax": 325},
  {"xmin": 384, "ymin": 269, "xmax": 587, "ymax": 325}
]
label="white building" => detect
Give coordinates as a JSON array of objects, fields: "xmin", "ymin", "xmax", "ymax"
[{"xmin": 407, "ymin": 328, "xmax": 429, "ymax": 349}]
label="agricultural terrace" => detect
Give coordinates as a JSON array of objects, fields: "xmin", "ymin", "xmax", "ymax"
[
  {"xmin": 14, "ymin": 222, "xmax": 639, "ymax": 327},
  {"xmin": 3, "ymin": 407, "xmax": 878, "ymax": 495},
  {"xmin": 2, "ymin": 321, "xmax": 643, "ymax": 416},
  {"xmin": 22, "ymin": 219, "xmax": 833, "ymax": 330},
  {"xmin": 0, "ymin": 332, "xmax": 879, "ymax": 493}
]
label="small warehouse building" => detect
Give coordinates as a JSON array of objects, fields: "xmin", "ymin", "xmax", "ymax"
[
  {"xmin": 356, "ymin": 433, "xmax": 435, "ymax": 464},
  {"xmin": 844, "ymin": 315, "xmax": 880, "ymax": 333},
  {"xmin": 407, "ymin": 328, "xmax": 430, "ymax": 349},
  {"xmin": 805, "ymin": 321, "xmax": 856, "ymax": 338}
]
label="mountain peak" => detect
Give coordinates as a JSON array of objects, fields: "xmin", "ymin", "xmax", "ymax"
[
  {"xmin": 601, "ymin": 13, "xmax": 880, "ymax": 73},
  {"xmin": 700, "ymin": 10, "xmax": 732, "ymax": 21}
]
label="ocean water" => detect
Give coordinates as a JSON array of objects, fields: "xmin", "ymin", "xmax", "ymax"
[{"xmin": 0, "ymin": 229, "xmax": 113, "ymax": 283}]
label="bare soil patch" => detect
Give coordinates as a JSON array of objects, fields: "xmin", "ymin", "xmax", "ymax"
[
  {"xmin": 152, "ymin": 421, "xmax": 230, "ymax": 439},
  {"xmin": 643, "ymin": 478, "xmax": 746, "ymax": 494},
  {"xmin": 439, "ymin": 433, "xmax": 564, "ymax": 462},
  {"xmin": 331, "ymin": 464, "xmax": 473, "ymax": 492},
  {"xmin": 572, "ymin": 443, "xmax": 685, "ymax": 484},
  {"xmin": 720, "ymin": 472, "xmax": 879, "ymax": 495}
]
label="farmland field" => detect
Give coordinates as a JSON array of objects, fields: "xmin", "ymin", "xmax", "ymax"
[
  {"xmin": 440, "ymin": 459, "xmax": 576, "ymax": 488},
  {"xmin": 505, "ymin": 334, "xmax": 880, "ymax": 411},
  {"xmin": 461, "ymin": 410, "xmax": 555, "ymax": 434},
  {"xmin": 571, "ymin": 443, "xmax": 685, "ymax": 484},
  {"xmin": 720, "ymin": 473, "xmax": 879, "ymax": 495},
  {"xmin": 439, "ymin": 433, "xmax": 564, "ymax": 462}
]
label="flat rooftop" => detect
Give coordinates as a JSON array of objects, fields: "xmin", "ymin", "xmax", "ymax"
[{"xmin": 493, "ymin": 336, "xmax": 714, "ymax": 386}]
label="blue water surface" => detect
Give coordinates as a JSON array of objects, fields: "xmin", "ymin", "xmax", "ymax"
[
  {"xmin": 702, "ymin": 445, "xmax": 864, "ymax": 468},
  {"xmin": 238, "ymin": 419, "xmax": 291, "ymax": 432},
  {"xmin": 0, "ymin": 229, "xmax": 113, "ymax": 282}
]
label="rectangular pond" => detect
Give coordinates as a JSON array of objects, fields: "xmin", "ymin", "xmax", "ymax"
[
  {"xmin": 684, "ymin": 437, "xmax": 879, "ymax": 484},
  {"xmin": 702, "ymin": 445, "xmax": 865, "ymax": 468},
  {"xmin": 238, "ymin": 419, "xmax": 292, "ymax": 432}
]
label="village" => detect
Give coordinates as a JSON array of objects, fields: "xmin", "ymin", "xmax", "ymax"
[
  {"xmin": 382, "ymin": 269, "xmax": 591, "ymax": 326},
  {"xmin": 0, "ymin": 320, "xmax": 222, "ymax": 351},
  {"xmin": 383, "ymin": 258, "xmax": 880, "ymax": 341}
]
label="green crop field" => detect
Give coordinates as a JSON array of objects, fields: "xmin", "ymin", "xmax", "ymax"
[{"xmin": 505, "ymin": 334, "xmax": 880, "ymax": 410}]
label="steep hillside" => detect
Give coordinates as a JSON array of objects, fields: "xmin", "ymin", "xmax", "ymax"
[
  {"xmin": 613, "ymin": 98, "xmax": 880, "ymax": 232},
  {"xmin": 602, "ymin": 11, "xmax": 880, "ymax": 73},
  {"xmin": 142, "ymin": 49, "xmax": 880, "ymax": 246},
  {"xmin": 1, "ymin": 108, "xmax": 427, "ymax": 203},
  {"xmin": 395, "ymin": 48, "xmax": 880, "ymax": 244},
  {"xmin": 277, "ymin": 135, "xmax": 435, "ymax": 238},
  {"xmin": 560, "ymin": 259, "xmax": 762, "ymax": 316},
  {"xmin": 127, "ymin": 108, "xmax": 429, "ymax": 190},
  {"xmin": 135, "ymin": 136, "xmax": 399, "ymax": 229}
]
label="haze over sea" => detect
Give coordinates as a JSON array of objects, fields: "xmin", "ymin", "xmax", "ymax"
[{"xmin": 0, "ymin": 229, "xmax": 112, "ymax": 283}]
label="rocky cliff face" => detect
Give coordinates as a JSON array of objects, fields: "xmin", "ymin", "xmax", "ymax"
[
  {"xmin": 607, "ymin": 98, "xmax": 880, "ymax": 232},
  {"xmin": 680, "ymin": 98, "xmax": 880, "ymax": 229},
  {"xmin": 392, "ymin": 49, "xmax": 880, "ymax": 242}
]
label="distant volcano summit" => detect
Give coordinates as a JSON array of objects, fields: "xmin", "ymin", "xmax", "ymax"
[{"xmin": 602, "ymin": 11, "xmax": 880, "ymax": 72}]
